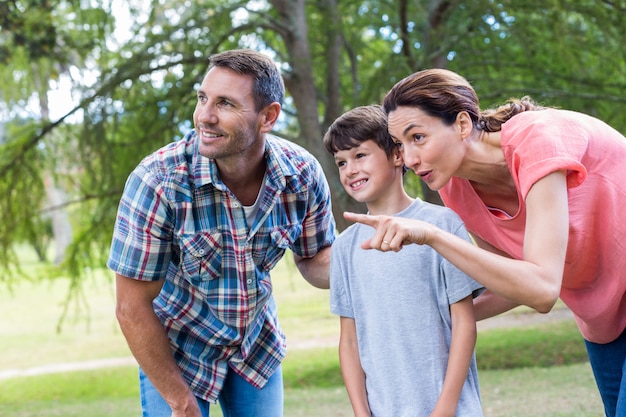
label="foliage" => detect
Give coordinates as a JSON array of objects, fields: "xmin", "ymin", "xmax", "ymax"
[{"xmin": 1, "ymin": 0, "xmax": 625, "ymax": 280}]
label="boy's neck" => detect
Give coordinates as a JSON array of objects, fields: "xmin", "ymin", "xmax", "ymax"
[{"xmin": 366, "ymin": 192, "xmax": 414, "ymax": 216}]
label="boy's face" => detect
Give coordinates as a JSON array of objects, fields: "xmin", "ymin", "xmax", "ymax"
[{"xmin": 333, "ymin": 139, "xmax": 402, "ymax": 204}]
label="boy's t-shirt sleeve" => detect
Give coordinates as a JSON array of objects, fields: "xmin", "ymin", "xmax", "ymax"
[
  {"xmin": 440, "ymin": 215, "xmax": 485, "ymax": 305},
  {"xmin": 329, "ymin": 231, "xmax": 355, "ymax": 319}
]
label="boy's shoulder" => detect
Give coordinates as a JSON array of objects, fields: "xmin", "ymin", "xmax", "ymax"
[
  {"xmin": 403, "ymin": 197, "xmax": 455, "ymax": 217},
  {"xmin": 402, "ymin": 199, "xmax": 468, "ymax": 235}
]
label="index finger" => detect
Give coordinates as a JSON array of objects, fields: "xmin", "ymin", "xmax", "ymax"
[{"xmin": 343, "ymin": 211, "xmax": 379, "ymax": 227}]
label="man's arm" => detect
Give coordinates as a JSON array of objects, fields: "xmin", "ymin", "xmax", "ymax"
[
  {"xmin": 339, "ymin": 317, "xmax": 371, "ymax": 417},
  {"xmin": 430, "ymin": 295, "xmax": 477, "ymax": 417},
  {"xmin": 293, "ymin": 246, "xmax": 331, "ymax": 289},
  {"xmin": 115, "ymin": 274, "xmax": 202, "ymax": 417}
]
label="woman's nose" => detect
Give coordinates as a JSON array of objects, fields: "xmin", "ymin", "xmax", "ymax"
[{"xmin": 402, "ymin": 147, "xmax": 420, "ymax": 170}]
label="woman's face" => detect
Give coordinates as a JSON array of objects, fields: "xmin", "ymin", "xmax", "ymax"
[{"xmin": 387, "ymin": 106, "xmax": 465, "ymax": 191}]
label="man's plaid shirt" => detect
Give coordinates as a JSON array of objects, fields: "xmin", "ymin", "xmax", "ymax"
[{"xmin": 107, "ymin": 131, "xmax": 336, "ymax": 401}]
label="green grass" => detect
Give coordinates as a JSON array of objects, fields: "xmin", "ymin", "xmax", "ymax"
[
  {"xmin": 0, "ymin": 253, "xmax": 604, "ymax": 416},
  {"xmin": 476, "ymin": 319, "xmax": 588, "ymax": 369},
  {"xmin": 0, "ymin": 356, "xmax": 603, "ymax": 417}
]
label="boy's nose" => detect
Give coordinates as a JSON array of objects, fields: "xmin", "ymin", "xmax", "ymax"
[{"xmin": 345, "ymin": 161, "xmax": 359, "ymax": 177}]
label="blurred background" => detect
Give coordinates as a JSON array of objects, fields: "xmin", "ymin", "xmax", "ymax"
[{"xmin": 1, "ymin": 0, "xmax": 624, "ymax": 292}]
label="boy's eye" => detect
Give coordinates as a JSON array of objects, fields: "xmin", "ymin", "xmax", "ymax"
[{"xmin": 336, "ymin": 160, "xmax": 346, "ymax": 168}]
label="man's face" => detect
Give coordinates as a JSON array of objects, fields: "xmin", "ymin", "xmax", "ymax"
[{"xmin": 193, "ymin": 66, "xmax": 263, "ymax": 161}]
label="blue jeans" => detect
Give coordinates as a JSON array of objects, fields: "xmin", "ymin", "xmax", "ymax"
[
  {"xmin": 139, "ymin": 366, "xmax": 284, "ymax": 417},
  {"xmin": 585, "ymin": 327, "xmax": 626, "ymax": 417}
]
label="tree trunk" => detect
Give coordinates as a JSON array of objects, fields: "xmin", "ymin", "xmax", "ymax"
[{"xmin": 269, "ymin": 0, "xmax": 365, "ymax": 231}]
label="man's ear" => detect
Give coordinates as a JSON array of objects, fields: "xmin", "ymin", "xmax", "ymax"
[
  {"xmin": 455, "ymin": 111, "xmax": 474, "ymax": 139},
  {"xmin": 259, "ymin": 102, "xmax": 281, "ymax": 133}
]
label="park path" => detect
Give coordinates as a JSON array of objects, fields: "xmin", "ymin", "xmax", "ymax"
[{"xmin": 0, "ymin": 306, "xmax": 574, "ymax": 381}]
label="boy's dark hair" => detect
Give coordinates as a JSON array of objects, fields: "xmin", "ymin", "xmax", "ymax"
[{"xmin": 323, "ymin": 105, "xmax": 397, "ymax": 157}]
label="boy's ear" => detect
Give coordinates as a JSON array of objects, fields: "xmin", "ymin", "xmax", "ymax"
[{"xmin": 393, "ymin": 146, "xmax": 404, "ymax": 167}]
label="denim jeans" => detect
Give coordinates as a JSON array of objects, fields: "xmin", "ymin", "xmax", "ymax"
[
  {"xmin": 139, "ymin": 365, "xmax": 284, "ymax": 417},
  {"xmin": 585, "ymin": 327, "xmax": 626, "ymax": 417}
]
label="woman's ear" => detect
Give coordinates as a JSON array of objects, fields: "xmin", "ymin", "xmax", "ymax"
[
  {"xmin": 259, "ymin": 102, "xmax": 281, "ymax": 133},
  {"xmin": 456, "ymin": 111, "xmax": 474, "ymax": 139}
]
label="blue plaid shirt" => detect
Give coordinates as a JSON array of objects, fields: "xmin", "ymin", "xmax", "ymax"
[{"xmin": 107, "ymin": 131, "xmax": 336, "ymax": 401}]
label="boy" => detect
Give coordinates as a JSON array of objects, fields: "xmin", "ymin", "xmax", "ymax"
[{"xmin": 323, "ymin": 105, "xmax": 484, "ymax": 416}]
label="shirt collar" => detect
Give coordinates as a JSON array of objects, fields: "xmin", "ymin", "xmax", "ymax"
[{"xmin": 190, "ymin": 132, "xmax": 297, "ymax": 192}]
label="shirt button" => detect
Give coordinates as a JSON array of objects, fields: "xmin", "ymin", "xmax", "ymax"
[
  {"xmin": 247, "ymin": 279, "xmax": 252, "ymax": 284},
  {"xmin": 198, "ymin": 249, "xmax": 205, "ymax": 255},
  {"xmin": 233, "ymin": 202, "xmax": 240, "ymax": 208}
]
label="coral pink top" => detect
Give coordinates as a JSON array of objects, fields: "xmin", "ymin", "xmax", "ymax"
[{"xmin": 440, "ymin": 109, "xmax": 626, "ymax": 344}]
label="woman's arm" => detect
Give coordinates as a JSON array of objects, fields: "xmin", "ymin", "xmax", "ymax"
[
  {"xmin": 430, "ymin": 295, "xmax": 477, "ymax": 417},
  {"xmin": 338, "ymin": 317, "xmax": 371, "ymax": 417},
  {"xmin": 344, "ymin": 171, "xmax": 569, "ymax": 313}
]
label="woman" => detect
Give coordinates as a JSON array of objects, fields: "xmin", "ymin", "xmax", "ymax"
[{"xmin": 345, "ymin": 68, "xmax": 626, "ymax": 417}]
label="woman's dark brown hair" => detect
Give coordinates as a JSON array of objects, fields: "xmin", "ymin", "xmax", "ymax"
[{"xmin": 382, "ymin": 68, "xmax": 545, "ymax": 132}]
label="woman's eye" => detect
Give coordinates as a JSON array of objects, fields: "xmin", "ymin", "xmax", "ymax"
[{"xmin": 413, "ymin": 134, "xmax": 425, "ymax": 142}]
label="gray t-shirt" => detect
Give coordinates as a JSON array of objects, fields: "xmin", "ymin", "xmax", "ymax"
[{"xmin": 330, "ymin": 199, "xmax": 484, "ymax": 416}]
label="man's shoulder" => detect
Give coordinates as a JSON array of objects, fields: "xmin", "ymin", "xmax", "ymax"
[
  {"xmin": 138, "ymin": 132, "xmax": 196, "ymax": 175},
  {"xmin": 265, "ymin": 135, "xmax": 326, "ymax": 190},
  {"xmin": 266, "ymin": 135, "xmax": 316, "ymax": 163}
]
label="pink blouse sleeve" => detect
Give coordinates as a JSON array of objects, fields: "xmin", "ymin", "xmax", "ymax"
[{"xmin": 501, "ymin": 110, "xmax": 587, "ymax": 200}]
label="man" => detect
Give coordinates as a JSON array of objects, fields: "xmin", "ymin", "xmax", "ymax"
[{"xmin": 107, "ymin": 49, "xmax": 336, "ymax": 417}]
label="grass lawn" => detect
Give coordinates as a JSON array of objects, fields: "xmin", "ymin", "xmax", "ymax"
[{"xmin": 0, "ymin": 253, "xmax": 605, "ymax": 416}]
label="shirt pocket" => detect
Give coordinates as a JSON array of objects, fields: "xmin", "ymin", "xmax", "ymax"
[
  {"xmin": 254, "ymin": 224, "xmax": 302, "ymax": 272},
  {"xmin": 180, "ymin": 232, "xmax": 222, "ymax": 282}
]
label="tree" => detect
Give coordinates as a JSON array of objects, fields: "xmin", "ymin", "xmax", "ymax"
[{"xmin": 1, "ymin": 0, "xmax": 624, "ymax": 280}]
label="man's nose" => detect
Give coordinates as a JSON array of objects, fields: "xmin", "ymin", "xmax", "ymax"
[{"xmin": 196, "ymin": 103, "xmax": 218, "ymax": 124}]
